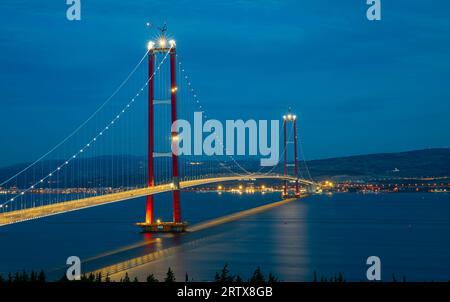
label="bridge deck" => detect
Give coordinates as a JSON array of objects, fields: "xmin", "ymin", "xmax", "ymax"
[{"xmin": 0, "ymin": 175, "xmax": 311, "ymax": 226}]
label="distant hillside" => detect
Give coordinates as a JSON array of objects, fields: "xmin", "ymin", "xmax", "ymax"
[
  {"xmin": 306, "ymin": 148, "xmax": 450, "ymax": 180},
  {"xmin": 0, "ymin": 149, "xmax": 448, "ymax": 187}
]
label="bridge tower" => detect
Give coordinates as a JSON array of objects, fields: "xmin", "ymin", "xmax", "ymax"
[
  {"xmin": 282, "ymin": 110, "xmax": 300, "ymax": 198},
  {"xmin": 138, "ymin": 35, "xmax": 186, "ymax": 233}
]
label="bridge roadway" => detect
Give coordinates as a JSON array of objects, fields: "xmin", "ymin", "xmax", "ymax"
[{"xmin": 0, "ymin": 174, "xmax": 313, "ymax": 227}]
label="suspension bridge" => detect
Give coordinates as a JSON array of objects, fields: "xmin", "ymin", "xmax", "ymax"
[{"xmin": 0, "ymin": 31, "xmax": 315, "ymax": 231}]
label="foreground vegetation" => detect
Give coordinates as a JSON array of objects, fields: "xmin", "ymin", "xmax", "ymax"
[{"xmin": 0, "ymin": 264, "xmax": 411, "ymax": 283}]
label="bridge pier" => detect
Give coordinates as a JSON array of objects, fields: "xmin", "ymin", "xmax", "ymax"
[
  {"xmin": 282, "ymin": 109, "xmax": 301, "ymax": 199},
  {"xmin": 138, "ymin": 37, "xmax": 187, "ymax": 233},
  {"xmin": 145, "ymin": 49, "xmax": 155, "ymax": 225}
]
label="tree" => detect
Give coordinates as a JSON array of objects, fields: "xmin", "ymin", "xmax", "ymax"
[
  {"xmin": 38, "ymin": 270, "xmax": 46, "ymax": 282},
  {"xmin": 95, "ymin": 272, "xmax": 102, "ymax": 282},
  {"xmin": 185, "ymin": 272, "xmax": 189, "ymax": 282},
  {"xmin": 216, "ymin": 263, "xmax": 234, "ymax": 283},
  {"xmin": 146, "ymin": 273, "xmax": 159, "ymax": 283},
  {"xmin": 249, "ymin": 267, "xmax": 265, "ymax": 283},
  {"xmin": 21, "ymin": 270, "xmax": 29, "ymax": 282},
  {"xmin": 235, "ymin": 275, "xmax": 243, "ymax": 283},
  {"xmin": 121, "ymin": 272, "xmax": 131, "ymax": 283},
  {"xmin": 29, "ymin": 271, "xmax": 36, "ymax": 282},
  {"xmin": 104, "ymin": 273, "xmax": 111, "ymax": 283},
  {"xmin": 0, "ymin": 274, "xmax": 4, "ymax": 283},
  {"xmin": 13, "ymin": 272, "xmax": 20, "ymax": 282},
  {"xmin": 164, "ymin": 267, "xmax": 176, "ymax": 282},
  {"xmin": 133, "ymin": 277, "xmax": 139, "ymax": 282},
  {"xmin": 313, "ymin": 271, "xmax": 318, "ymax": 282},
  {"xmin": 214, "ymin": 272, "xmax": 221, "ymax": 282}
]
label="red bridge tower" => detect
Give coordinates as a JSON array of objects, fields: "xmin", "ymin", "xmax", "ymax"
[
  {"xmin": 137, "ymin": 35, "xmax": 186, "ymax": 233},
  {"xmin": 282, "ymin": 110, "xmax": 301, "ymax": 198}
]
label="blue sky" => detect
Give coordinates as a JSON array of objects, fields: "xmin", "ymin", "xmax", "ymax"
[{"xmin": 0, "ymin": 0, "xmax": 450, "ymax": 166}]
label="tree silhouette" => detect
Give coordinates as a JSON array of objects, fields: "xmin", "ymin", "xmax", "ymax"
[
  {"xmin": 37, "ymin": 270, "xmax": 46, "ymax": 282},
  {"xmin": 121, "ymin": 272, "xmax": 131, "ymax": 282},
  {"xmin": 104, "ymin": 273, "xmax": 111, "ymax": 283},
  {"xmin": 215, "ymin": 263, "xmax": 234, "ymax": 283},
  {"xmin": 146, "ymin": 273, "xmax": 159, "ymax": 282},
  {"xmin": 249, "ymin": 267, "xmax": 265, "ymax": 283},
  {"xmin": 165, "ymin": 267, "xmax": 175, "ymax": 282}
]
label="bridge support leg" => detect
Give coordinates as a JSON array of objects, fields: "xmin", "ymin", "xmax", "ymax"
[
  {"xmin": 145, "ymin": 50, "xmax": 155, "ymax": 224},
  {"xmin": 293, "ymin": 117, "xmax": 300, "ymax": 197},
  {"xmin": 170, "ymin": 47, "xmax": 182, "ymax": 224},
  {"xmin": 283, "ymin": 118, "xmax": 288, "ymax": 197}
]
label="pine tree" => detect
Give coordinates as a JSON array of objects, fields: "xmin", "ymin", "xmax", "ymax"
[
  {"xmin": 214, "ymin": 272, "xmax": 221, "ymax": 282},
  {"xmin": 122, "ymin": 272, "xmax": 131, "ymax": 282},
  {"xmin": 21, "ymin": 270, "xmax": 29, "ymax": 282},
  {"xmin": 95, "ymin": 272, "xmax": 102, "ymax": 282},
  {"xmin": 249, "ymin": 267, "xmax": 265, "ymax": 283},
  {"xmin": 37, "ymin": 270, "xmax": 46, "ymax": 282},
  {"xmin": 30, "ymin": 271, "xmax": 37, "ymax": 282},
  {"xmin": 104, "ymin": 273, "xmax": 111, "ymax": 283},
  {"xmin": 0, "ymin": 274, "xmax": 4, "ymax": 283},
  {"xmin": 185, "ymin": 273, "xmax": 189, "ymax": 282},
  {"xmin": 217, "ymin": 263, "xmax": 234, "ymax": 282},
  {"xmin": 235, "ymin": 275, "xmax": 243, "ymax": 283},
  {"xmin": 146, "ymin": 273, "xmax": 159, "ymax": 283},
  {"xmin": 164, "ymin": 267, "xmax": 175, "ymax": 282},
  {"xmin": 313, "ymin": 271, "xmax": 317, "ymax": 282},
  {"xmin": 133, "ymin": 277, "xmax": 139, "ymax": 282}
]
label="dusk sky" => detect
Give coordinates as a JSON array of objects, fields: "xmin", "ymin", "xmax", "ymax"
[{"xmin": 1, "ymin": 0, "xmax": 450, "ymax": 166}]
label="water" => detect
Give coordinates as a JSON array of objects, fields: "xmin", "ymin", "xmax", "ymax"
[{"xmin": 0, "ymin": 192, "xmax": 449, "ymax": 281}]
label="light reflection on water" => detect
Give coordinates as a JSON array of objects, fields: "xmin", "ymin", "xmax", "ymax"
[{"xmin": 1, "ymin": 192, "xmax": 450, "ymax": 281}]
